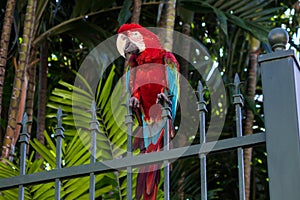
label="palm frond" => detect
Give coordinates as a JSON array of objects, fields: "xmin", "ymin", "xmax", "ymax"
[
  {"xmin": 180, "ymin": 0, "xmax": 283, "ymax": 42},
  {"xmin": 42, "ymin": 65, "xmax": 137, "ymax": 199}
]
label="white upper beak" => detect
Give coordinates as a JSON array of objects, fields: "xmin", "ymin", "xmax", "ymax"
[{"xmin": 116, "ymin": 33, "xmax": 127, "ymax": 58}]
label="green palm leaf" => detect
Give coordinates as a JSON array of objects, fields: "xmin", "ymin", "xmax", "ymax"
[
  {"xmin": 181, "ymin": 0, "xmax": 283, "ymax": 42},
  {"xmin": 0, "ymin": 65, "xmax": 136, "ymax": 199},
  {"xmin": 41, "ymin": 65, "xmax": 137, "ymax": 199}
]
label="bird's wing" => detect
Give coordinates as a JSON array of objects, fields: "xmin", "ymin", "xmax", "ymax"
[{"xmin": 164, "ymin": 52, "xmax": 180, "ymax": 122}]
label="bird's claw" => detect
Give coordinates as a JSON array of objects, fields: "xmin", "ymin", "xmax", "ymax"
[
  {"xmin": 129, "ymin": 96, "xmax": 140, "ymax": 108},
  {"xmin": 156, "ymin": 93, "xmax": 172, "ymax": 106}
]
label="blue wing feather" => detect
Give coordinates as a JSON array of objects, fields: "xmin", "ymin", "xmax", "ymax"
[
  {"xmin": 125, "ymin": 68, "xmax": 131, "ymax": 94},
  {"xmin": 164, "ymin": 52, "xmax": 180, "ymax": 122}
]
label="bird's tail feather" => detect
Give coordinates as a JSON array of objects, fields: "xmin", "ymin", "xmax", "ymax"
[{"xmin": 136, "ymin": 165, "xmax": 161, "ymax": 200}]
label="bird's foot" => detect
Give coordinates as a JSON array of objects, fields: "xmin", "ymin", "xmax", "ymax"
[
  {"xmin": 156, "ymin": 93, "xmax": 172, "ymax": 106},
  {"xmin": 129, "ymin": 96, "xmax": 140, "ymax": 108}
]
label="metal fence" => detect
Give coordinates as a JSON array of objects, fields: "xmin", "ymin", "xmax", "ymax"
[{"xmin": 0, "ymin": 28, "xmax": 300, "ymax": 200}]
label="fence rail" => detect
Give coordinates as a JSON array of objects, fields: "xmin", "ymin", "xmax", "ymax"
[
  {"xmin": 0, "ymin": 28, "xmax": 300, "ymax": 200},
  {"xmin": 0, "ymin": 131, "xmax": 266, "ymax": 191}
]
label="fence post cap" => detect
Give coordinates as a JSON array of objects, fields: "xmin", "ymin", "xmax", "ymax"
[{"xmin": 268, "ymin": 27, "xmax": 289, "ymax": 51}]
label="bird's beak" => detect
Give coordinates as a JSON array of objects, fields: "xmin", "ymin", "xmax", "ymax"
[
  {"xmin": 117, "ymin": 33, "xmax": 140, "ymax": 58},
  {"xmin": 116, "ymin": 33, "xmax": 127, "ymax": 58}
]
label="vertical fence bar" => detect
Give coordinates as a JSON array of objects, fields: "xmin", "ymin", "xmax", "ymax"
[
  {"xmin": 89, "ymin": 101, "xmax": 99, "ymax": 200},
  {"xmin": 54, "ymin": 107, "xmax": 65, "ymax": 200},
  {"xmin": 197, "ymin": 81, "xmax": 208, "ymax": 200},
  {"xmin": 233, "ymin": 74, "xmax": 246, "ymax": 200},
  {"xmin": 162, "ymin": 91, "xmax": 171, "ymax": 200},
  {"xmin": 259, "ymin": 28, "xmax": 300, "ymax": 200},
  {"xmin": 125, "ymin": 96, "xmax": 133, "ymax": 200},
  {"xmin": 18, "ymin": 113, "xmax": 30, "ymax": 200}
]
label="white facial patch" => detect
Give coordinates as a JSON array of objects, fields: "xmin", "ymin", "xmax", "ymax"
[{"xmin": 127, "ymin": 31, "xmax": 145, "ymax": 52}]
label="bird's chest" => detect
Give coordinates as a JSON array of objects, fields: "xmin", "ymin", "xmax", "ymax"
[{"xmin": 133, "ymin": 63, "xmax": 167, "ymax": 90}]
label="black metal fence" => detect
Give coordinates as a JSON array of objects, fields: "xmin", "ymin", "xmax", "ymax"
[{"xmin": 0, "ymin": 28, "xmax": 300, "ymax": 200}]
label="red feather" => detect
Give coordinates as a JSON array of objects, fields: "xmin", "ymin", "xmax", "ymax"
[{"xmin": 117, "ymin": 23, "xmax": 143, "ymax": 34}]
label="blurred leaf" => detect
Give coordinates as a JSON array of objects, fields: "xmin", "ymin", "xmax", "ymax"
[
  {"xmin": 72, "ymin": 0, "xmax": 92, "ymax": 17},
  {"xmin": 118, "ymin": 0, "xmax": 132, "ymax": 25}
]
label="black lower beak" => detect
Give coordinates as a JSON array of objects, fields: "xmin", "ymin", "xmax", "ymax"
[{"xmin": 124, "ymin": 40, "xmax": 140, "ymax": 55}]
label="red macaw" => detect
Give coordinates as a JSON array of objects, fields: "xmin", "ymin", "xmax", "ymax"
[{"xmin": 116, "ymin": 23, "xmax": 179, "ymax": 200}]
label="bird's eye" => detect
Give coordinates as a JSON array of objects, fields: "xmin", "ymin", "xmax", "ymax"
[
  {"xmin": 132, "ymin": 31, "xmax": 139, "ymax": 36},
  {"xmin": 128, "ymin": 31, "xmax": 143, "ymax": 43}
]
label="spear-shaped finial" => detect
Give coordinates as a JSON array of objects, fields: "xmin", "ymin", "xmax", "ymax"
[
  {"xmin": 19, "ymin": 112, "xmax": 31, "ymax": 144},
  {"xmin": 197, "ymin": 80, "xmax": 208, "ymax": 102},
  {"xmin": 197, "ymin": 80, "xmax": 208, "ymax": 113},
  {"xmin": 233, "ymin": 73, "xmax": 244, "ymax": 95},
  {"xmin": 21, "ymin": 112, "xmax": 29, "ymax": 134},
  {"xmin": 233, "ymin": 73, "xmax": 244, "ymax": 106}
]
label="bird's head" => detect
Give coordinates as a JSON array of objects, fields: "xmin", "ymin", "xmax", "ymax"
[{"xmin": 116, "ymin": 23, "xmax": 162, "ymax": 58}]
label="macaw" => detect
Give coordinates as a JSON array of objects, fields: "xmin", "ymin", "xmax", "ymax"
[{"xmin": 116, "ymin": 23, "xmax": 179, "ymax": 200}]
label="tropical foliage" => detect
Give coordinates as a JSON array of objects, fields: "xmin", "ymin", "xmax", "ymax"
[
  {"xmin": 0, "ymin": 67, "xmax": 140, "ymax": 199},
  {"xmin": 0, "ymin": 0, "xmax": 299, "ymax": 199}
]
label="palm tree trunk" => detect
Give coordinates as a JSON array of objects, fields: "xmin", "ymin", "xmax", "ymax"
[
  {"xmin": 1, "ymin": 0, "xmax": 37, "ymax": 161},
  {"xmin": 0, "ymin": 0, "xmax": 17, "ymax": 147},
  {"xmin": 164, "ymin": 0, "xmax": 176, "ymax": 51},
  {"xmin": 244, "ymin": 37, "xmax": 260, "ymax": 200},
  {"xmin": 131, "ymin": 0, "xmax": 141, "ymax": 24},
  {"xmin": 23, "ymin": 51, "xmax": 38, "ymax": 156},
  {"xmin": 156, "ymin": 0, "xmax": 176, "ymax": 51},
  {"xmin": 25, "ymin": 51, "xmax": 38, "ymax": 135},
  {"xmin": 37, "ymin": 41, "xmax": 48, "ymax": 148},
  {"xmin": 32, "ymin": 1, "xmax": 49, "ymax": 149}
]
